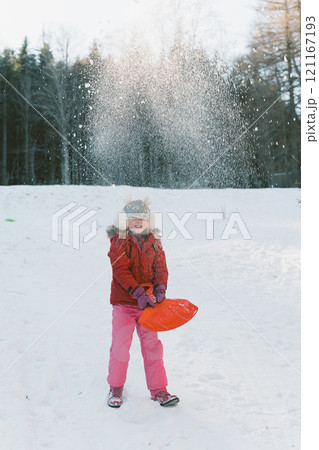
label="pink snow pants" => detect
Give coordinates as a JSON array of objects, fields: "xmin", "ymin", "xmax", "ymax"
[{"xmin": 107, "ymin": 304, "xmax": 168, "ymax": 393}]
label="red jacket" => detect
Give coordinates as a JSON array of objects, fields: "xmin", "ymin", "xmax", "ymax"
[{"xmin": 107, "ymin": 228, "xmax": 168, "ymax": 306}]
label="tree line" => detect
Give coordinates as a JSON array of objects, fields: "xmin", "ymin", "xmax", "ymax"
[
  {"xmin": 0, "ymin": 38, "xmax": 97, "ymax": 185},
  {"xmin": 232, "ymin": 0, "xmax": 301, "ymax": 187},
  {"xmin": 0, "ymin": 0, "xmax": 300, "ymax": 188}
]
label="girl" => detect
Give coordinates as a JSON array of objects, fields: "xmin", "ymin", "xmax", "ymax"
[{"xmin": 106, "ymin": 199, "xmax": 179, "ymax": 408}]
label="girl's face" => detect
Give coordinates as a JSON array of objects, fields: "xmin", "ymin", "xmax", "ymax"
[{"xmin": 128, "ymin": 217, "xmax": 149, "ymax": 234}]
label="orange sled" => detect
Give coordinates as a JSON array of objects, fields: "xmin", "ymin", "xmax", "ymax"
[{"xmin": 138, "ymin": 283, "xmax": 198, "ymax": 332}]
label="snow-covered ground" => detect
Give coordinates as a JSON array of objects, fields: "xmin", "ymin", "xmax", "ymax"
[{"xmin": 0, "ymin": 186, "xmax": 300, "ymax": 449}]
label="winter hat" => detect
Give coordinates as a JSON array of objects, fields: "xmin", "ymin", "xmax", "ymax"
[
  {"xmin": 124, "ymin": 200, "xmax": 150, "ymax": 219},
  {"xmin": 112, "ymin": 196, "xmax": 157, "ymax": 238}
]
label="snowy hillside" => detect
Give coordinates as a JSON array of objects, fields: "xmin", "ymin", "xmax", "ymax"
[{"xmin": 0, "ymin": 186, "xmax": 300, "ymax": 449}]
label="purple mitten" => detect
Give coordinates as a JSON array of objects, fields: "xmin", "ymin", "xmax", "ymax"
[
  {"xmin": 154, "ymin": 284, "xmax": 166, "ymax": 303},
  {"xmin": 132, "ymin": 286, "xmax": 156, "ymax": 309}
]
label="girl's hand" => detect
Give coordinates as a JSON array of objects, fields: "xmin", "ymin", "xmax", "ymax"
[
  {"xmin": 154, "ymin": 284, "xmax": 166, "ymax": 303},
  {"xmin": 132, "ymin": 286, "xmax": 156, "ymax": 309}
]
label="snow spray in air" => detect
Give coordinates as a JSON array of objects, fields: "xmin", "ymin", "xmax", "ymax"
[{"xmin": 86, "ymin": 29, "xmax": 253, "ymax": 188}]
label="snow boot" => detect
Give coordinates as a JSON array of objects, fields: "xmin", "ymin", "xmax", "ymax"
[
  {"xmin": 107, "ymin": 387, "xmax": 123, "ymax": 408},
  {"xmin": 151, "ymin": 390, "xmax": 179, "ymax": 407}
]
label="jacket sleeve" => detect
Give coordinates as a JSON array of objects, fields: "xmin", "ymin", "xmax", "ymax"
[
  {"xmin": 152, "ymin": 239, "xmax": 168, "ymax": 288},
  {"xmin": 108, "ymin": 236, "xmax": 139, "ymax": 294}
]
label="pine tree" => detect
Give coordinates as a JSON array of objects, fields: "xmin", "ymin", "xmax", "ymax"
[
  {"xmin": 37, "ymin": 39, "xmax": 73, "ymax": 184},
  {"xmin": 0, "ymin": 49, "xmax": 16, "ymax": 184},
  {"xmin": 16, "ymin": 38, "xmax": 37, "ymax": 184}
]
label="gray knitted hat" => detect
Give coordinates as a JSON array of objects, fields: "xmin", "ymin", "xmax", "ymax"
[{"xmin": 124, "ymin": 200, "xmax": 150, "ymax": 219}]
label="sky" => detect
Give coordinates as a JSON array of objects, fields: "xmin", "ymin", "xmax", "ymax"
[{"xmin": 1, "ymin": 0, "xmax": 258, "ymax": 62}]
